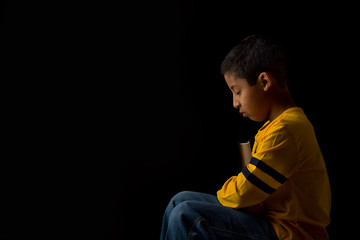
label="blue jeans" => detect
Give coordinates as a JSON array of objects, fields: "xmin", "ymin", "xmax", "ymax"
[{"xmin": 160, "ymin": 191, "xmax": 279, "ymax": 240}]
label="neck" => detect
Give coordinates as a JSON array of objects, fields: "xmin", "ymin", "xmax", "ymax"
[{"xmin": 268, "ymin": 88, "xmax": 296, "ymax": 122}]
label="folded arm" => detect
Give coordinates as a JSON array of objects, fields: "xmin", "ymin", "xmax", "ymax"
[{"xmin": 217, "ymin": 125, "xmax": 298, "ymax": 209}]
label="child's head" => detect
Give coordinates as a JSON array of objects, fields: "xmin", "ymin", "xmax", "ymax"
[
  {"xmin": 221, "ymin": 34, "xmax": 287, "ymax": 88},
  {"xmin": 221, "ymin": 35, "xmax": 294, "ymax": 122}
]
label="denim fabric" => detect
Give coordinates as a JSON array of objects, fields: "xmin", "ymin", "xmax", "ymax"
[{"xmin": 160, "ymin": 191, "xmax": 279, "ymax": 240}]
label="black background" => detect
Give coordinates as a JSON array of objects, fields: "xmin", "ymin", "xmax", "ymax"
[{"xmin": 1, "ymin": 1, "xmax": 358, "ymax": 239}]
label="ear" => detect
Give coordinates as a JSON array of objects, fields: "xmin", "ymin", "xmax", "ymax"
[{"xmin": 258, "ymin": 72, "xmax": 273, "ymax": 92}]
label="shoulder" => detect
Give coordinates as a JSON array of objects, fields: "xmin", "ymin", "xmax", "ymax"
[
  {"xmin": 256, "ymin": 108, "xmax": 315, "ymax": 149},
  {"xmin": 255, "ymin": 120, "xmax": 294, "ymax": 152},
  {"xmin": 278, "ymin": 107, "xmax": 314, "ymax": 139},
  {"xmin": 257, "ymin": 108, "xmax": 313, "ymax": 148}
]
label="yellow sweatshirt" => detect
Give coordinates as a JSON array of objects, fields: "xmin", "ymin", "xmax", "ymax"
[{"xmin": 217, "ymin": 107, "xmax": 331, "ymax": 240}]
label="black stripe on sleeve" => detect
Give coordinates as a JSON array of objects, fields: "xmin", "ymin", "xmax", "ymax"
[
  {"xmin": 242, "ymin": 167, "xmax": 275, "ymax": 195},
  {"xmin": 250, "ymin": 157, "xmax": 288, "ymax": 184}
]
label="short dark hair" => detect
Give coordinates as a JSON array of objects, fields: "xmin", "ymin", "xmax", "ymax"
[{"xmin": 221, "ymin": 34, "xmax": 287, "ymax": 87}]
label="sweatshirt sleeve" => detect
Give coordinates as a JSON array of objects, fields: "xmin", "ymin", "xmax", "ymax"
[{"xmin": 217, "ymin": 124, "xmax": 299, "ymax": 208}]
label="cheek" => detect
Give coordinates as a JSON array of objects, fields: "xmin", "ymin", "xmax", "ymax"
[
  {"xmin": 243, "ymin": 91, "xmax": 267, "ymax": 119},
  {"xmin": 241, "ymin": 91, "xmax": 257, "ymax": 109}
]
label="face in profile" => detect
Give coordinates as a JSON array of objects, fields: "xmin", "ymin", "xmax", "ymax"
[{"xmin": 224, "ymin": 72, "xmax": 271, "ymax": 122}]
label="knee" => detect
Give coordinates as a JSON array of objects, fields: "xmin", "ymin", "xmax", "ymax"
[
  {"xmin": 164, "ymin": 201, "xmax": 200, "ymax": 239},
  {"xmin": 164, "ymin": 191, "xmax": 193, "ymax": 219},
  {"xmin": 170, "ymin": 191, "xmax": 194, "ymax": 204},
  {"xmin": 168, "ymin": 191, "xmax": 196, "ymax": 209},
  {"xmin": 168, "ymin": 201, "xmax": 195, "ymax": 226},
  {"xmin": 166, "ymin": 191, "xmax": 210, "ymax": 219}
]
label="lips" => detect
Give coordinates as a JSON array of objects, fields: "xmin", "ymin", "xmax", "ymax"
[{"xmin": 240, "ymin": 112, "xmax": 247, "ymax": 117}]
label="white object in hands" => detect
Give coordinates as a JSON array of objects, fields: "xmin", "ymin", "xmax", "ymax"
[{"xmin": 238, "ymin": 141, "xmax": 251, "ymax": 169}]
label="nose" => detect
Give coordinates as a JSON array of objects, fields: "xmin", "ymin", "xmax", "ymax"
[{"xmin": 233, "ymin": 95, "xmax": 240, "ymax": 109}]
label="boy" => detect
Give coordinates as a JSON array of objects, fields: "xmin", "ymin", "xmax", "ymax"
[{"xmin": 160, "ymin": 35, "xmax": 331, "ymax": 240}]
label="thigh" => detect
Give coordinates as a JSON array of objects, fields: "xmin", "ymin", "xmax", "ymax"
[{"xmin": 183, "ymin": 200, "xmax": 278, "ymax": 240}]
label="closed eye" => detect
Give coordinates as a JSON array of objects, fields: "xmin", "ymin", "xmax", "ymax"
[{"xmin": 230, "ymin": 86, "xmax": 241, "ymax": 96}]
